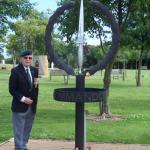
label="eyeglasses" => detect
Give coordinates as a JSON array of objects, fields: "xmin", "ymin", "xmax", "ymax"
[{"xmin": 23, "ymin": 56, "xmax": 32, "ymax": 60}]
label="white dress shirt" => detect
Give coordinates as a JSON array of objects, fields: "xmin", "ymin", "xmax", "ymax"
[{"xmin": 20, "ymin": 67, "xmax": 32, "ymax": 103}]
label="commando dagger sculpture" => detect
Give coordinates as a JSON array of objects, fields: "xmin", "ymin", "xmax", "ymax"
[{"xmin": 76, "ymin": 0, "xmax": 85, "ymax": 74}]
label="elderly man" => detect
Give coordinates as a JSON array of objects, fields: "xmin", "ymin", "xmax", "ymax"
[{"xmin": 9, "ymin": 50, "xmax": 39, "ymax": 150}]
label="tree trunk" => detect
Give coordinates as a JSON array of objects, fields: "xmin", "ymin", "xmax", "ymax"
[
  {"xmin": 13, "ymin": 51, "xmax": 16, "ymax": 68},
  {"xmin": 13, "ymin": 58, "xmax": 16, "ymax": 68},
  {"xmin": 136, "ymin": 47, "xmax": 144, "ymax": 87},
  {"xmin": 136, "ymin": 58, "xmax": 142, "ymax": 86},
  {"xmin": 122, "ymin": 60, "xmax": 126, "ymax": 80},
  {"xmin": 99, "ymin": 63, "xmax": 113, "ymax": 116}
]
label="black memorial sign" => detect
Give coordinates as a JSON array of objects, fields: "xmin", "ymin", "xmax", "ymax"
[
  {"xmin": 45, "ymin": 1, "xmax": 119, "ymax": 150},
  {"xmin": 54, "ymin": 88, "xmax": 107, "ymax": 103}
]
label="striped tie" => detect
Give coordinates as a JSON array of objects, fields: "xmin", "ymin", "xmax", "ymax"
[{"xmin": 26, "ymin": 68, "xmax": 32, "ymax": 89}]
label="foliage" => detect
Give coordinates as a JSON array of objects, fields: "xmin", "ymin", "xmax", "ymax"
[
  {"xmin": 0, "ymin": 43, "xmax": 4, "ymax": 61},
  {"xmin": 119, "ymin": 0, "xmax": 150, "ymax": 60},
  {"xmin": 122, "ymin": 0, "xmax": 150, "ymax": 86},
  {"xmin": 116, "ymin": 46, "xmax": 140, "ymax": 62},
  {"xmin": 0, "ymin": 0, "xmax": 33, "ymax": 38},
  {"xmin": 125, "ymin": 0, "xmax": 150, "ymax": 51},
  {"xmin": 0, "ymin": 54, "xmax": 4, "ymax": 61},
  {"xmin": 52, "ymin": 35, "xmax": 77, "ymax": 67},
  {"xmin": 6, "ymin": 10, "xmax": 48, "ymax": 57},
  {"xmin": 6, "ymin": 34, "xmax": 19, "ymax": 58},
  {"xmin": 57, "ymin": 0, "xmax": 112, "ymax": 42},
  {"xmin": 56, "ymin": 0, "xmax": 137, "ymax": 65}
]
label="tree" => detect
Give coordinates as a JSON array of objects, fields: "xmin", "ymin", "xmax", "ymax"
[
  {"xmin": 6, "ymin": 34, "xmax": 20, "ymax": 66},
  {"xmin": 125, "ymin": 0, "xmax": 150, "ymax": 86},
  {"xmin": 56, "ymin": 0, "xmax": 133, "ymax": 117},
  {"xmin": 0, "ymin": 0, "xmax": 33, "ymax": 39},
  {"xmin": 6, "ymin": 10, "xmax": 48, "ymax": 65},
  {"xmin": 52, "ymin": 34, "xmax": 77, "ymax": 67}
]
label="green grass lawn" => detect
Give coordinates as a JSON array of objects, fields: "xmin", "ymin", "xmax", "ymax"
[{"xmin": 0, "ymin": 69, "xmax": 150, "ymax": 144}]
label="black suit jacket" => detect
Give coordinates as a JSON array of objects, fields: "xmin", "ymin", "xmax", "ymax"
[{"xmin": 9, "ymin": 64, "xmax": 39, "ymax": 113}]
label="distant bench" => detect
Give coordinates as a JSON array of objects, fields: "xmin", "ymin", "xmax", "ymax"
[
  {"xmin": 49, "ymin": 68, "xmax": 69, "ymax": 84},
  {"xmin": 1, "ymin": 66, "xmax": 7, "ymax": 70},
  {"xmin": 141, "ymin": 66, "xmax": 147, "ymax": 70},
  {"xmin": 111, "ymin": 69, "xmax": 122, "ymax": 79}
]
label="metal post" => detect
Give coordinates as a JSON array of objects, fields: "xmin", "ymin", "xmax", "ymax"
[{"xmin": 75, "ymin": 75, "xmax": 85, "ymax": 150}]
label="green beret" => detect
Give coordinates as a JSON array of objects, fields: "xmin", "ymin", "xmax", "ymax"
[{"xmin": 20, "ymin": 50, "xmax": 32, "ymax": 57}]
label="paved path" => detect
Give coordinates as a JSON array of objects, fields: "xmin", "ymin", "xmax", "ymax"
[{"xmin": 0, "ymin": 139, "xmax": 150, "ymax": 150}]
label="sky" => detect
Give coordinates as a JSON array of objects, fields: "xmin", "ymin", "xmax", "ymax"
[{"xmin": 29, "ymin": 0, "xmax": 58, "ymax": 12}]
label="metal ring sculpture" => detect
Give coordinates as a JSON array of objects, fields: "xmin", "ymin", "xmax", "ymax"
[{"xmin": 45, "ymin": 0, "xmax": 119, "ymax": 75}]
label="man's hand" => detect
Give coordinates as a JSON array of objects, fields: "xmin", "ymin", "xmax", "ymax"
[
  {"xmin": 24, "ymin": 97, "xmax": 33, "ymax": 104},
  {"xmin": 85, "ymin": 71, "xmax": 91, "ymax": 77}
]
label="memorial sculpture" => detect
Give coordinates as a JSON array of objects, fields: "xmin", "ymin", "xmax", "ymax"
[{"xmin": 45, "ymin": 0, "xmax": 119, "ymax": 149}]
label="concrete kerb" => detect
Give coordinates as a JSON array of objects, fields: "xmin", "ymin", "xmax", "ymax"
[
  {"xmin": 0, "ymin": 138, "xmax": 12, "ymax": 146},
  {"xmin": 1, "ymin": 138, "xmax": 150, "ymax": 150}
]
